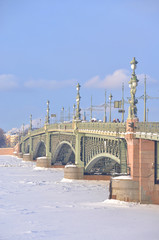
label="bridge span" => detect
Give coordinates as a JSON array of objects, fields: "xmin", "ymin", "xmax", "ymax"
[
  {"xmin": 18, "ymin": 120, "xmax": 159, "ymax": 204},
  {"xmin": 20, "ymin": 121, "xmax": 127, "ymax": 174}
]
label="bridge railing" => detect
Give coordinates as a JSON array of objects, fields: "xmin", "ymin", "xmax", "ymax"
[
  {"xmin": 78, "ymin": 122, "xmax": 126, "ymax": 132},
  {"xmin": 21, "ymin": 122, "xmax": 127, "ymax": 143},
  {"xmin": 47, "ymin": 122, "xmax": 126, "ymax": 132},
  {"xmin": 47, "ymin": 123, "xmax": 73, "ymax": 131},
  {"xmin": 135, "ymin": 122, "xmax": 159, "ymax": 134},
  {"xmin": 30, "ymin": 127, "xmax": 45, "ymax": 135}
]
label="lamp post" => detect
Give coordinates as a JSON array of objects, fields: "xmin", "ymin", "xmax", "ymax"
[
  {"xmin": 128, "ymin": 57, "xmax": 139, "ymax": 119},
  {"xmin": 61, "ymin": 107, "xmax": 64, "ymax": 122},
  {"xmin": 121, "ymin": 83, "xmax": 125, "ymax": 122},
  {"xmin": 75, "ymin": 83, "xmax": 81, "ymax": 121},
  {"xmin": 68, "ymin": 107, "xmax": 70, "ymax": 122},
  {"xmin": 147, "ymin": 108, "xmax": 149, "ymax": 122},
  {"xmin": 45, "ymin": 100, "xmax": 50, "ymax": 124},
  {"xmin": 104, "ymin": 90, "xmax": 107, "ymax": 123},
  {"xmin": 73, "ymin": 104, "xmax": 76, "ymax": 120},
  {"xmin": 109, "ymin": 93, "xmax": 112, "ymax": 122},
  {"xmin": 22, "ymin": 123, "xmax": 24, "ymax": 136},
  {"xmin": 90, "ymin": 95, "xmax": 92, "ymax": 121},
  {"xmin": 30, "ymin": 114, "xmax": 32, "ymax": 131},
  {"xmin": 144, "ymin": 75, "xmax": 146, "ymax": 122}
]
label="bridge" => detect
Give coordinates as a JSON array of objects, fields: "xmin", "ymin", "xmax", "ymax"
[
  {"xmin": 20, "ymin": 121, "xmax": 127, "ymax": 173},
  {"xmin": 18, "ymin": 58, "xmax": 159, "ymax": 204},
  {"xmin": 19, "ymin": 119, "xmax": 159, "ymax": 204}
]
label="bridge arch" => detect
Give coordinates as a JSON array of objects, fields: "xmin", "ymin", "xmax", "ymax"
[
  {"xmin": 25, "ymin": 144, "xmax": 30, "ymax": 154},
  {"xmin": 85, "ymin": 153, "xmax": 120, "ymax": 173},
  {"xmin": 33, "ymin": 141, "xmax": 46, "ymax": 160},
  {"xmin": 52, "ymin": 141, "xmax": 75, "ymax": 165}
]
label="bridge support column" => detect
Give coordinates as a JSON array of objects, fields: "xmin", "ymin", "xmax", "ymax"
[
  {"xmin": 111, "ymin": 118, "xmax": 159, "ymax": 204},
  {"xmin": 28, "ymin": 132, "xmax": 33, "ymax": 160},
  {"xmin": 64, "ymin": 165, "xmax": 84, "ymax": 179},
  {"xmin": 23, "ymin": 153, "xmax": 33, "ymax": 161},
  {"xmin": 126, "ymin": 135, "xmax": 139, "ymax": 178},
  {"xmin": 74, "ymin": 123, "xmax": 84, "ymax": 168},
  {"xmin": 36, "ymin": 157, "xmax": 51, "ymax": 168},
  {"xmin": 18, "ymin": 152, "xmax": 23, "ymax": 158},
  {"xmin": 45, "ymin": 131, "xmax": 51, "ymax": 161},
  {"xmin": 137, "ymin": 139, "xmax": 159, "ymax": 204},
  {"xmin": 21, "ymin": 142, "xmax": 24, "ymax": 154},
  {"xmin": 119, "ymin": 140, "xmax": 127, "ymax": 174}
]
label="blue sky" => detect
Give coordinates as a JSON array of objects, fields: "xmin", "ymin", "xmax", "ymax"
[{"xmin": 0, "ymin": 0, "xmax": 159, "ymax": 131}]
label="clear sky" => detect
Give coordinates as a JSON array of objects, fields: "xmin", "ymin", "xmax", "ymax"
[{"xmin": 0, "ymin": 0, "xmax": 159, "ymax": 131}]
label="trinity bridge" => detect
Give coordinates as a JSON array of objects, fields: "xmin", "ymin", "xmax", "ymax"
[
  {"xmin": 19, "ymin": 58, "xmax": 159, "ymax": 204},
  {"xmin": 20, "ymin": 121, "xmax": 127, "ymax": 174}
]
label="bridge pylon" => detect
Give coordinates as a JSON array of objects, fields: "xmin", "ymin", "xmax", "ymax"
[{"xmin": 73, "ymin": 120, "xmax": 84, "ymax": 168}]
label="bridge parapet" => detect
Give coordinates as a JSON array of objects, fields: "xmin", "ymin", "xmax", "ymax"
[
  {"xmin": 21, "ymin": 127, "xmax": 45, "ymax": 142},
  {"xmin": 21, "ymin": 122, "xmax": 126, "ymax": 140},
  {"xmin": 47, "ymin": 123, "xmax": 73, "ymax": 131},
  {"xmin": 21, "ymin": 122, "xmax": 159, "ymax": 147},
  {"xmin": 135, "ymin": 122, "xmax": 159, "ymax": 133},
  {"xmin": 78, "ymin": 122, "xmax": 126, "ymax": 133},
  {"xmin": 135, "ymin": 122, "xmax": 159, "ymax": 140},
  {"xmin": 30, "ymin": 127, "xmax": 45, "ymax": 135}
]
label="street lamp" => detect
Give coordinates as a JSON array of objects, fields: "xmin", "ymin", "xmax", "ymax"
[
  {"xmin": 22, "ymin": 123, "xmax": 24, "ymax": 136},
  {"xmin": 104, "ymin": 90, "xmax": 107, "ymax": 123},
  {"xmin": 45, "ymin": 100, "xmax": 50, "ymax": 124},
  {"xmin": 90, "ymin": 95, "xmax": 92, "ymax": 121},
  {"xmin": 73, "ymin": 104, "xmax": 76, "ymax": 120},
  {"xmin": 109, "ymin": 93, "xmax": 112, "ymax": 122},
  {"xmin": 128, "ymin": 57, "xmax": 139, "ymax": 119},
  {"xmin": 61, "ymin": 107, "xmax": 64, "ymax": 122},
  {"xmin": 30, "ymin": 114, "xmax": 32, "ymax": 131},
  {"xmin": 75, "ymin": 83, "xmax": 81, "ymax": 121},
  {"xmin": 147, "ymin": 108, "xmax": 149, "ymax": 122}
]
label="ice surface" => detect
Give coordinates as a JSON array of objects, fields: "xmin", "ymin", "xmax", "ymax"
[
  {"xmin": 0, "ymin": 156, "xmax": 159, "ymax": 240},
  {"xmin": 65, "ymin": 164, "xmax": 77, "ymax": 168},
  {"xmin": 113, "ymin": 175, "xmax": 132, "ymax": 180}
]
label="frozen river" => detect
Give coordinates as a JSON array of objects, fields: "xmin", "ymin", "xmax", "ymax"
[{"xmin": 0, "ymin": 156, "xmax": 159, "ymax": 240}]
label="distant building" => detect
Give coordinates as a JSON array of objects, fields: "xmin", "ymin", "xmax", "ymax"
[{"xmin": 5, "ymin": 134, "xmax": 19, "ymax": 147}]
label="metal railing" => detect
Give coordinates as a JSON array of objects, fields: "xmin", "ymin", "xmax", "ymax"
[
  {"xmin": 22, "ymin": 122, "xmax": 159, "ymax": 138},
  {"xmin": 23, "ymin": 122, "xmax": 126, "ymax": 137},
  {"xmin": 47, "ymin": 123, "xmax": 73, "ymax": 131},
  {"xmin": 78, "ymin": 122, "xmax": 126, "ymax": 133},
  {"xmin": 20, "ymin": 121, "xmax": 159, "ymax": 144},
  {"xmin": 135, "ymin": 122, "xmax": 159, "ymax": 134}
]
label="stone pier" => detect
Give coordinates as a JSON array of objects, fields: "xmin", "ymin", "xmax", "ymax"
[
  {"xmin": 36, "ymin": 157, "xmax": 51, "ymax": 168},
  {"xmin": 23, "ymin": 153, "xmax": 33, "ymax": 161},
  {"xmin": 64, "ymin": 165, "xmax": 84, "ymax": 179}
]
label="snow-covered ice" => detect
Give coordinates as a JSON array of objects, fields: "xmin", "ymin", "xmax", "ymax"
[{"xmin": 0, "ymin": 156, "xmax": 159, "ymax": 240}]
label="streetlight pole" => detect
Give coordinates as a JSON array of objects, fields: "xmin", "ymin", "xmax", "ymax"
[
  {"xmin": 122, "ymin": 83, "xmax": 125, "ymax": 122},
  {"xmin": 147, "ymin": 108, "xmax": 149, "ymax": 122},
  {"xmin": 61, "ymin": 107, "xmax": 64, "ymax": 122},
  {"xmin": 68, "ymin": 107, "xmax": 70, "ymax": 121},
  {"xmin": 65, "ymin": 108, "xmax": 67, "ymax": 122},
  {"xmin": 30, "ymin": 114, "xmax": 32, "ymax": 131},
  {"xmin": 128, "ymin": 57, "xmax": 139, "ymax": 119},
  {"xmin": 73, "ymin": 104, "xmax": 76, "ymax": 120},
  {"xmin": 90, "ymin": 95, "xmax": 92, "ymax": 121},
  {"xmin": 104, "ymin": 90, "xmax": 107, "ymax": 123},
  {"xmin": 144, "ymin": 75, "xmax": 146, "ymax": 122},
  {"xmin": 45, "ymin": 100, "xmax": 50, "ymax": 124},
  {"xmin": 75, "ymin": 83, "xmax": 81, "ymax": 121},
  {"xmin": 109, "ymin": 93, "xmax": 112, "ymax": 122},
  {"xmin": 22, "ymin": 123, "xmax": 24, "ymax": 136}
]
